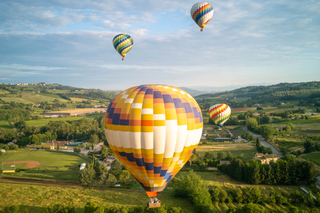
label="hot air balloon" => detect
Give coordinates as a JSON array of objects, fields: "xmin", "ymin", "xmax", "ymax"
[
  {"xmin": 190, "ymin": 2, "xmax": 214, "ymax": 31},
  {"xmin": 112, "ymin": 34, "xmax": 133, "ymax": 60},
  {"xmin": 104, "ymin": 85, "xmax": 203, "ymax": 207},
  {"xmin": 209, "ymin": 104, "xmax": 231, "ymax": 129}
]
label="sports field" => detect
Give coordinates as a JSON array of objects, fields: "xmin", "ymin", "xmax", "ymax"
[{"xmin": 0, "ymin": 149, "xmax": 91, "ymax": 180}]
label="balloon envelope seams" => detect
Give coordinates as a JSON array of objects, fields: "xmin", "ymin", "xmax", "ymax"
[{"xmin": 105, "ymin": 85, "xmax": 203, "ymax": 193}]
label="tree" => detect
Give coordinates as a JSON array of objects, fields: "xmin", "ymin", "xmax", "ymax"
[
  {"xmin": 246, "ymin": 118, "xmax": 258, "ymax": 131},
  {"xmin": 119, "ymin": 170, "xmax": 131, "ymax": 185},
  {"xmin": 84, "ymin": 201, "xmax": 98, "ymax": 213},
  {"xmin": 106, "ymin": 173, "xmax": 117, "ymax": 187},
  {"xmin": 241, "ymin": 203, "xmax": 265, "ymax": 213},
  {"xmin": 173, "ymin": 171, "xmax": 214, "ymax": 213},
  {"xmin": 89, "ymin": 134, "xmax": 99, "ymax": 149},
  {"xmin": 74, "ymin": 147, "xmax": 81, "ymax": 154},
  {"xmin": 111, "ymin": 159, "xmax": 122, "ymax": 179},
  {"xmin": 95, "ymin": 163, "xmax": 108, "ymax": 178},
  {"xmin": 80, "ymin": 165, "xmax": 96, "ymax": 186},
  {"xmin": 246, "ymin": 160, "xmax": 261, "ymax": 184},
  {"xmin": 100, "ymin": 146, "xmax": 108, "ymax": 156}
]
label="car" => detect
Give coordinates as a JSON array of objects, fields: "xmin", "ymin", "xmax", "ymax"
[{"xmin": 79, "ymin": 163, "xmax": 86, "ymax": 171}]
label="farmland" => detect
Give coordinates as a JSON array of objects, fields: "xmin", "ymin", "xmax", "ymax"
[{"xmin": 196, "ymin": 144, "xmax": 257, "ymax": 161}]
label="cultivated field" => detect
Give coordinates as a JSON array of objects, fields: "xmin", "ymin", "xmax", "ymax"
[{"xmin": 196, "ymin": 144, "xmax": 256, "ymax": 161}]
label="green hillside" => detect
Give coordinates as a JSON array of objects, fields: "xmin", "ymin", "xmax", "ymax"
[{"xmin": 196, "ymin": 81, "xmax": 320, "ymax": 108}]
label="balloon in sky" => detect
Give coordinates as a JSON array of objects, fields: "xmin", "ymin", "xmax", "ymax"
[
  {"xmin": 112, "ymin": 34, "xmax": 133, "ymax": 60},
  {"xmin": 209, "ymin": 104, "xmax": 231, "ymax": 127},
  {"xmin": 190, "ymin": 2, "xmax": 214, "ymax": 31},
  {"xmin": 104, "ymin": 85, "xmax": 203, "ymax": 200}
]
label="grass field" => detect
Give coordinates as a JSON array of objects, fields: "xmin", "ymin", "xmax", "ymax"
[
  {"xmin": 301, "ymin": 152, "xmax": 320, "ymax": 165},
  {"xmin": 0, "ymin": 150, "xmax": 91, "ymax": 180},
  {"xmin": 1, "ymin": 163, "xmax": 28, "ymax": 170},
  {"xmin": 0, "ymin": 120, "xmax": 12, "ymax": 129}
]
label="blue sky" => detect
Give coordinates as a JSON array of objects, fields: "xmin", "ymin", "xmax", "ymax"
[{"xmin": 0, "ymin": 0, "xmax": 319, "ymax": 91}]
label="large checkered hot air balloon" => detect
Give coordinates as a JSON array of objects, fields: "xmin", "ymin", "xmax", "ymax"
[
  {"xmin": 104, "ymin": 85, "xmax": 203, "ymax": 205},
  {"xmin": 190, "ymin": 2, "xmax": 214, "ymax": 31},
  {"xmin": 209, "ymin": 104, "xmax": 231, "ymax": 128},
  {"xmin": 112, "ymin": 34, "xmax": 133, "ymax": 60}
]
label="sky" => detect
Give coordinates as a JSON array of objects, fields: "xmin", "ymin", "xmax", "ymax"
[{"xmin": 0, "ymin": 0, "xmax": 320, "ymax": 91}]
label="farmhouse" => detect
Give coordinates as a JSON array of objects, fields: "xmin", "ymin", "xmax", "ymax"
[
  {"xmin": 253, "ymin": 153, "xmax": 280, "ymax": 164},
  {"xmin": 44, "ymin": 108, "xmax": 106, "ymax": 117},
  {"xmin": 103, "ymin": 156, "xmax": 116, "ymax": 167}
]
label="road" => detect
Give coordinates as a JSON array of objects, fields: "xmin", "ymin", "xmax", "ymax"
[{"xmin": 242, "ymin": 126, "xmax": 283, "ymax": 158}]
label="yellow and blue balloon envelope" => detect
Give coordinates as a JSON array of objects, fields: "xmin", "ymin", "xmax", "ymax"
[
  {"xmin": 112, "ymin": 34, "xmax": 133, "ymax": 60},
  {"xmin": 104, "ymin": 85, "xmax": 203, "ymax": 197}
]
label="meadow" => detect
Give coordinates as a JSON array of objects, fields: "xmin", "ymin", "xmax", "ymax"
[
  {"xmin": 301, "ymin": 152, "xmax": 320, "ymax": 166},
  {"xmin": 0, "ymin": 120, "xmax": 12, "ymax": 129},
  {"xmin": 0, "ymin": 150, "xmax": 91, "ymax": 181}
]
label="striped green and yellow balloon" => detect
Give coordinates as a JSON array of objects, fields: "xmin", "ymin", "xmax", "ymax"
[
  {"xmin": 112, "ymin": 34, "xmax": 133, "ymax": 60},
  {"xmin": 104, "ymin": 85, "xmax": 203, "ymax": 198},
  {"xmin": 209, "ymin": 104, "xmax": 231, "ymax": 127}
]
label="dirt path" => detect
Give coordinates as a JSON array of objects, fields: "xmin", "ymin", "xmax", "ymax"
[{"xmin": 0, "ymin": 161, "xmax": 41, "ymax": 169}]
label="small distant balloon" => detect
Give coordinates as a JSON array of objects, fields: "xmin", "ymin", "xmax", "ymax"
[
  {"xmin": 209, "ymin": 104, "xmax": 231, "ymax": 127},
  {"xmin": 112, "ymin": 34, "xmax": 133, "ymax": 60},
  {"xmin": 190, "ymin": 2, "xmax": 214, "ymax": 31}
]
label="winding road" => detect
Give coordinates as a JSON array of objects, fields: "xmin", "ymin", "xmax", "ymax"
[{"xmin": 242, "ymin": 126, "xmax": 283, "ymax": 158}]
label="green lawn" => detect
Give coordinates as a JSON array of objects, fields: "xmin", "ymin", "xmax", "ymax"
[
  {"xmin": 301, "ymin": 152, "xmax": 320, "ymax": 165},
  {"xmin": 0, "ymin": 150, "xmax": 91, "ymax": 181},
  {"xmin": 0, "ymin": 120, "xmax": 12, "ymax": 129}
]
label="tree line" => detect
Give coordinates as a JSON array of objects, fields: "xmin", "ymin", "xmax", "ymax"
[
  {"xmin": 219, "ymin": 154, "xmax": 317, "ymax": 185},
  {"xmin": 171, "ymin": 171, "xmax": 320, "ymax": 213},
  {"xmin": 0, "ymin": 117, "xmax": 107, "ymax": 147}
]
